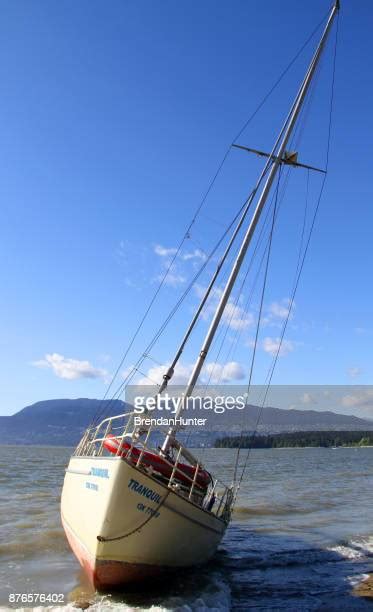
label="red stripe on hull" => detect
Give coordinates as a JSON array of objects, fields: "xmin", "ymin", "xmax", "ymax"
[
  {"xmin": 62, "ymin": 517, "xmax": 166, "ymax": 590},
  {"xmin": 94, "ymin": 559, "xmax": 165, "ymax": 590}
]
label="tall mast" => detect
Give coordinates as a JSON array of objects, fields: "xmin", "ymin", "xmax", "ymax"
[{"xmin": 162, "ymin": 1, "xmax": 339, "ymax": 449}]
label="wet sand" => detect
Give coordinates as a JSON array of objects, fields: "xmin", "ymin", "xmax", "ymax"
[{"xmin": 354, "ymin": 574, "xmax": 373, "ymax": 600}]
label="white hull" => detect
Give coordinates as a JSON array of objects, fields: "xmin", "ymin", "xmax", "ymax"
[{"xmin": 61, "ymin": 455, "xmax": 227, "ymax": 589}]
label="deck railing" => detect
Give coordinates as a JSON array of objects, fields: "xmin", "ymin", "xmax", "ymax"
[{"xmin": 74, "ymin": 411, "xmax": 233, "ymax": 521}]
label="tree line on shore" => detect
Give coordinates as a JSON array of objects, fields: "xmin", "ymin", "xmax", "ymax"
[{"xmin": 214, "ymin": 430, "xmax": 373, "ymax": 448}]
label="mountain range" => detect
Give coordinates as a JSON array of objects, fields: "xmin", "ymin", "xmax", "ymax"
[{"xmin": 0, "ymin": 398, "xmax": 372, "ymax": 447}]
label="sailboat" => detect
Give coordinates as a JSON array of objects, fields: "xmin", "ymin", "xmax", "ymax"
[{"xmin": 61, "ymin": 1, "xmax": 340, "ymax": 590}]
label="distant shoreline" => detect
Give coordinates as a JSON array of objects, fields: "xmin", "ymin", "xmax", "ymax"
[{"xmin": 215, "ymin": 431, "xmax": 373, "ymax": 449}]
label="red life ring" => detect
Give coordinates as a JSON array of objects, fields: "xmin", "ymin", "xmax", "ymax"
[{"xmin": 103, "ymin": 434, "xmax": 211, "ymax": 489}]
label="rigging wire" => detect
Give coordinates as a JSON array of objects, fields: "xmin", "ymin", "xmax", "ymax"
[
  {"xmin": 217, "ymin": 168, "xmax": 294, "ymax": 373},
  {"xmin": 91, "ymin": 11, "xmax": 332, "ymax": 425},
  {"xmin": 233, "ymin": 167, "xmax": 282, "ymax": 483},
  {"xmin": 198, "ymin": 154, "xmax": 295, "ymax": 402},
  {"xmin": 191, "ymin": 169, "xmax": 284, "ymax": 456},
  {"xmin": 235, "ymin": 11, "xmax": 339, "ymax": 492},
  {"xmin": 184, "ymin": 14, "xmax": 331, "ymax": 397},
  {"xmin": 225, "ymin": 170, "xmax": 295, "ymax": 375},
  {"xmin": 153, "ymin": 43, "xmax": 325, "ymax": 408},
  {"xmin": 231, "ymin": 8, "xmax": 331, "ymax": 145},
  {"xmin": 92, "ymin": 193, "xmax": 258, "ymax": 422},
  {"xmin": 224, "ymin": 58, "xmax": 324, "ymax": 392},
  {"xmin": 99, "ymin": 127, "xmax": 295, "ymax": 421},
  {"xmin": 199, "ymin": 184, "xmax": 281, "ymax": 393},
  {"xmin": 230, "ymin": 21, "xmax": 333, "ymax": 481}
]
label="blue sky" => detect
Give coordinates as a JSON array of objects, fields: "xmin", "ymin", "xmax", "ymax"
[{"xmin": 1, "ymin": 0, "xmax": 372, "ymax": 417}]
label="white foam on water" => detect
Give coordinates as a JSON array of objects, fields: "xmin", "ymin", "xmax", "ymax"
[
  {"xmin": 328, "ymin": 534, "xmax": 373, "ymax": 564},
  {"xmin": 347, "ymin": 572, "xmax": 370, "ymax": 587},
  {"xmin": 327, "ymin": 544, "xmax": 365, "ymax": 561},
  {"xmin": 169, "ymin": 578, "xmax": 231, "ymax": 611},
  {"xmin": 2, "ymin": 605, "xmax": 168, "ymax": 612},
  {"xmin": 349, "ymin": 537, "xmax": 373, "ymax": 555},
  {"xmin": 3, "ymin": 576, "xmax": 231, "ymax": 612}
]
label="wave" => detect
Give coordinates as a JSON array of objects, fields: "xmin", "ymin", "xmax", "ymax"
[
  {"xmin": 0, "ymin": 529, "xmax": 69, "ymax": 558},
  {"xmin": 328, "ymin": 544, "xmax": 365, "ymax": 561},
  {"xmin": 329, "ymin": 536, "xmax": 373, "ymax": 561},
  {"xmin": 8, "ymin": 605, "xmax": 171, "ymax": 612},
  {"xmin": 5, "ymin": 575, "xmax": 231, "ymax": 612},
  {"xmin": 350, "ymin": 537, "xmax": 373, "ymax": 555},
  {"xmin": 233, "ymin": 503, "xmax": 333, "ymax": 517}
]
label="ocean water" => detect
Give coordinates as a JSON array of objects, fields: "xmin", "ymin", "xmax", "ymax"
[{"xmin": 0, "ymin": 445, "xmax": 373, "ymax": 611}]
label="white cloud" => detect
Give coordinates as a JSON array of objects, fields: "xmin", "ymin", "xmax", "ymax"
[
  {"xmin": 154, "ymin": 244, "xmax": 178, "ymax": 257},
  {"xmin": 153, "ymin": 245, "xmax": 207, "ymax": 288},
  {"xmin": 194, "ymin": 283, "xmax": 221, "ymax": 305},
  {"xmin": 153, "ymin": 247, "xmax": 186, "ymax": 286},
  {"xmin": 137, "ymin": 360, "xmax": 246, "ymax": 386},
  {"xmin": 122, "ymin": 366, "xmax": 136, "ymax": 381},
  {"xmin": 153, "ymin": 256, "xmax": 186, "ymax": 286},
  {"xmin": 195, "ymin": 285, "xmax": 253, "ymax": 331},
  {"xmin": 245, "ymin": 338, "xmax": 255, "ymax": 349},
  {"xmin": 262, "ymin": 337, "xmax": 295, "ymax": 357},
  {"xmin": 154, "ymin": 244, "xmax": 206, "ymax": 262},
  {"xmin": 347, "ymin": 367, "xmax": 362, "ymax": 378},
  {"xmin": 342, "ymin": 390, "xmax": 373, "ymax": 409},
  {"xmin": 222, "ymin": 302, "xmax": 254, "ymax": 330},
  {"xmin": 203, "ymin": 361, "xmax": 245, "ymax": 384},
  {"xmin": 156, "ymin": 271, "xmax": 186, "ymax": 287},
  {"xmin": 32, "ymin": 353, "xmax": 108, "ymax": 380},
  {"xmin": 267, "ymin": 298, "xmax": 295, "ymax": 322},
  {"xmin": 137, "ymin": 362, "xmax": 193, "ymax": 386},
  {"xmin": 301, "ymin": 392, "xmax": 317, "ymax": 405},
  {"xmin": 182, "ymin": 249, "xmax": 207, "ymax": 262}
]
